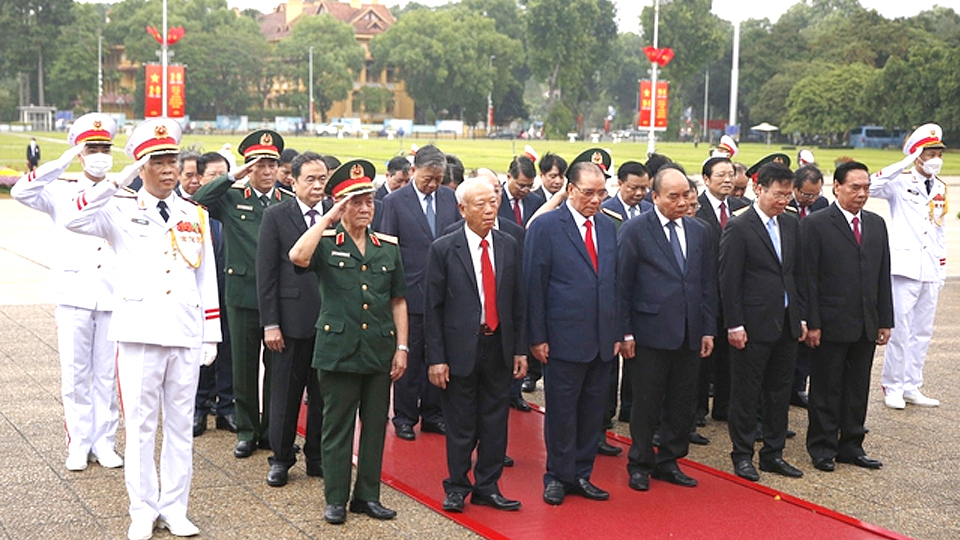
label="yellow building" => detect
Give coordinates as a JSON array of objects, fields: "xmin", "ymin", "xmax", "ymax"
[{"xmin": 258, "ymin": 0, "xmax": 415, "ymax": 122}]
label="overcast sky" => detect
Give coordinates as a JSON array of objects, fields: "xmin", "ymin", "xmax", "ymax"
[{"xmin": 219, "ymin": 0, "xmax": 940, "ymax": 31}]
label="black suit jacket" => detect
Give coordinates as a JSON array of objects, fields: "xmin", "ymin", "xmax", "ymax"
[
  {"xmin": 789, "ymin": 196, "xmax": 829, "ymax": 217},
  {"xmin": 618, "ymin": 210, "xmax": 717, "ymax": 350},
  {"xmin": 443, "ymin": 217, "xmax": 524, "ymax": 249},
  {"xmin": 719, "ymin": 206, "xmax": 804, "ymax": 342},
  {"xmin": 375, "ymin": 184, "xmax": 390, "ymax": 201},
  {"xmin": 499, "ymin": 190, "xmax": 545, "ymax": 226},
  {"xmin": 801, "ymin": 203, "xmax": 893, "ymax": 342},
  {"xmin": 425, "ymin": 227, "xmax": 525, "ymax": 377},
  {"xmin": 697, "ymin": 192, "xmax": 748, "ymax": 243},
  {"xmin": 380, "ymin": 183, "xmax": 461, "ymax": 314},
  {"xmin": 257, "ymin": 198, "xmax": 322, "ymax": 339}
]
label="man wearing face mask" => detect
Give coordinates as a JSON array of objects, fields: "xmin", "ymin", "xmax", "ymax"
[
  {"xmin": 11, "ymin": 113, "xmax": 123, "ymax": 473},
  {"xmin": 869, "ymin": 124, "xmax": 948, "ymax": 410}
]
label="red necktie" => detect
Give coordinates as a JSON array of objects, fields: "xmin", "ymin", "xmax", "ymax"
[
  {"xmin": 584, "ymin": 219, "xmax": 598, "ymax": 272},
  {"xmin": 480, "ymin": 239, "xmax": 499, "ymax": 330},
  {"xmin": 719, "ymin": 201, "xmax": 728, "ymax": 229},
  {"xmin": 852, "ymin": 216, "xmax": 861, "ymax": 245},
  {"xmin": 800, "ymin": 206, "xmax": 807, "ymax": 219},
  {"xmin": 513, "ymin": 199, "xmax": 522, "ymax": 224}
]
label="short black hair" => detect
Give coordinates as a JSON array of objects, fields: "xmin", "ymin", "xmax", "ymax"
[
  {"xmin": 387, "ymin": 155, "xmax": 410, "ymax": 175},
  {"xmin": 414, "ymin": 144, "xmax": 446, "ymax": 169},
  {"xmin": 756, "ymin": 162, "xmax": 794, "ymax": 188},
  {"xmin": 617, "ymin": 161, "xmax": 648, "ymax": 183},
  {"xmin": 291, "ymin": 151, "xmax": 325, "ymax": 179},
  {"xmin": 539, "ymin": 152, "xmax": 568, "ymax": 176},
  {"xmin": 652, "ymin": 163, "xmax": 688, "ymax": 194},
  {"xmin": 508, "ymin": 155, "xmax": 536, "ymax": 180},
  {"xmin": 321, "ymin": 154, "xmax": 341, "ymax": 172},
  {"xmin": 702, "ymin": 156, "xmax": 732, "ymax": 177},
  {"xmin": 443, "ymin": 154, "xmax": 465, "ymax": 187},
  {"xmin": 196, "ymin": 152, "xmax": 230, "ymax": 177},
  {"xmin": 279, "ymin": 148, "xmax": 299, "ymax": 165},
  {"xmin": 645, "ymin": 153, "xmax": 673, "ymax": 176},
  {"xmin": 833, "ymin": 161, "xmax": 869, "ymax": 185},
  {"xmin": 567, "ymin": 161, "xmax": 603, "ymax": 187},
  {"xmin": 793, "ymin": 164, "xmax": 824, "ymax": 189}
]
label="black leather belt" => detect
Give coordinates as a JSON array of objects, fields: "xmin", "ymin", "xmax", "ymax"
[{"xmin": 480, "ymin": 324, "xmax": 497, "ymax": 336}]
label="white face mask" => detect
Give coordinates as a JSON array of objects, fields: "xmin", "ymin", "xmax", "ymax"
[
  {"xmin": 921, "ymin": 157, "xmax": 943, "ymax": 177},
  {"xmin": 83, "ymin": 152, "xmax": 113, "ymax": 178}
]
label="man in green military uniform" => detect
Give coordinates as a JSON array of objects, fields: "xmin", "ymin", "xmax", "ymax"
[
  {"xmin": 193, "ymin": 130, "xmax": 294, "ymax": 458},
  {"xmin": 290, "ymin": 159, "xmax": 408, "ymax": 525}
]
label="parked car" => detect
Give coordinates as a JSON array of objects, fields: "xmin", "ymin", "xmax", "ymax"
[
  {"xmin": 487, "ymin": 129, "xmax": 520, "ymax": 139},
  {"xmin": 848, "ymin": 126, "xmax": 907, "ymax": 149},
  {"xmin": 316, "ymin": 122, "xmax": 355, "ymax": 136}
]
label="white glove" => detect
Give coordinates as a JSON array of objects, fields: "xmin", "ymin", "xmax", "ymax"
[
  {"xmin": 874, "ymin": 148, "xmax": 923, "ymax": 182},
  {"xmin": 30, "ymin": 144, "xmax": 84, "ymax": 179},
  {"xmin": 200, "ymin": 343, "xmax": 218, "ymax": 366},
  {"xmin": 114, "ymin": 155, "xmax": 151, "ymax": 189}
]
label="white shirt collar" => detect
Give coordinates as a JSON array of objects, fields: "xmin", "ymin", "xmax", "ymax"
[
  {"xmin": 566, "ymin": 200, "xmax": 592, "ymax": 229},
  {"xmin": 296, "ymin": 197, "xmax": 321, "ymax": 215},
  {"xmin": 753, "ymin": 202, "xmax": 777, "ymax": 226},
  {"xmin": 653, "ymin": 206, "xmax": 682, "ymax": 229},
  {"xmin": 835, "ymin": 203, "xmax": 861, "ymax": 225}
]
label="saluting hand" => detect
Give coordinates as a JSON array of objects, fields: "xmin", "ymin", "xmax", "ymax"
[
  {"xmin": 232, "ymin": 156, "xmax": 262, "ymax": 180},
  {"xmin": 326, "ymin": 192, "xmax": 357, "ymax": 224}
]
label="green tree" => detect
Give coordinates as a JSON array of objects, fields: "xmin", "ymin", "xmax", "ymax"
[
  {"xmin": 782, "ymin": 63, "xmax": 878, "ymax": 140},
  {"xmin": 371, "ymin": 8, "xmax": 523, "ymax": 123},
  {"xmin": 46, "ymin": 3, "xmax": 106, "ymax": 111},
  {"xmin": 275, "ymin": 14, "xmax": 364, "ymax": 122},
  {"xmin": 356, "ymin": 86, "xmax": 394, "ymax": 115},
  {"xmin": 0, "ymin": 0, "xmax": 74, "ymax": 106}
]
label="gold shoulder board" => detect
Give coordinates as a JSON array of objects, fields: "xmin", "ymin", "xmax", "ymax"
[{"xmin": 374, "ymin": 232, "xmax": 399, "ymax": 245}]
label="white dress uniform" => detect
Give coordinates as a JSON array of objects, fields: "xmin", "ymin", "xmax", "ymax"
[
  {"xmin": 10, "ymin": 113, "xmax": 121, "ymax": 469},
  {"xmin": 869, "ymin": 124, "xmax": 947, "ymax": 404},
  {"xmin": 64, "ymin": 118, "xmax": 221, "ymax": 536}
]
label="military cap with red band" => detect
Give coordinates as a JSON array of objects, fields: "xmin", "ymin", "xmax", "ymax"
[
  {"xmin": 746, "ymin": 152, "xmax": 792, "ymax": 180},
  {"xmin": 903, "ymin": 123, "xmax": 946, "ymax": 155},
  {"xmin": 68, "ymin": 113, "xmax": 118, "ymax": 146},
  {"xmin": 325, "ymin": 159, "xmax": 377, "ymax": 199},
  {"xmin": 571, "ymin": 147, "xmax": 612, "ymax": 178},
  {"xmin": 125, "ymin": 118, "xmax": 182, "ymax": 159},
  {"xmin": 238, "ymin": 129, "xmax": 284, "ymax": 162}
]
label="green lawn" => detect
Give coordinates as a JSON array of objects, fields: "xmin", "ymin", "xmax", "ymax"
[{"xmin": 2, "ymin": 131, "xmax": 958, "ymax": 178}]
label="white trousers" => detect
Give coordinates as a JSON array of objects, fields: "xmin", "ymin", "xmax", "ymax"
[
  {"xmin": 55, "ymin": 305, "xmax": 118, "ymax": 457},
  {"xmin": 882, "ymin": 275, "xmax": 941, "ymax": 395},
  {"xmin": 117, "ymin": 342, "xmax": 200, "ymax": 523}
]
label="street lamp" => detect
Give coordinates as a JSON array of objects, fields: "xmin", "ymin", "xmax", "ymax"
[
  {"xmin": 646, "ymin": 0, "xmax": 661, "ymax": 156},
  {"xmin": 487, "ymin": 55, "xmax": 495, "ymax": 130},
  {"xmin": 309, "ymin": 46, "xmax": 314, "ymax": 126}
]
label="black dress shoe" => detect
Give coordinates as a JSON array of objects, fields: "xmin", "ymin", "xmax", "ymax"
[
  {"xmin": 421, "ymin": 421, "xmax": 446, "ymax": 435},
  {"xmin": 324, "ymin": 504, "xmax": 346, "ymax": 524},
  {"xmin": 837, "ymin": 455, "xmax": 882, "ymax": 469},
  {"xmin": 812, "ymin": 458, "xmax": 835, "ymax": 472},
  {"xmin": 543, "ymin": 480, "xmax": 565, "ymax": 505},
  {"xmin": 790, "ymin": 391, "xmax": 809, "ymax": 408},
  {"xmin": 760, "ymin": 457, "xmax": 804, "ymax": 478},
  {"xmin": 267, "ymin": 464, "xmax": 289, "ymax": 487},
  {"xmin": 734, "ymin": 460, "xmax": 760, "ymax": 482},
  {"xmin": 569, "ymin": 478, "xmax": 610, "ymax": 500},
  {"xmin": 348, "ymin": 500, "xmax": 397, "ymax": 520},
  {"xmin": 652, "ymin": 468, "xmax": 698, "ymax": 487},
  {"xmin": 472, "ymin": 492, "xmax": 521, "ymax": 511},
  {"xmin": 597, "ymin": 441, "xmax": 622, "ymax": 456},
  {"xmin": 510, "ymin": 397, "xmax": 532, "ymax": 412},
  {"xmin": 442, "ymin": 492, "xmax": 465, "ymax": 513},
  {"xmin": 306, "ymin": 461, "xmax": 324, "ymax": 477},
  {"xmin": 395, "ymin": 424, "xmax": 416, "ymax": 441},
  {"xmin": 521, "ymin": 378, "xmax": 537, "ymax": 393},
  {"xmin": 628, "ymin": 472, "xmax": 649, "ymax": 491},
  {"xmin": 215, "ymin": 413, "xmax": 238, "ymax": 432},
  {"xmin": 786, "ymin": 429, "xmax": 797, "ymax": 439},
  {"xmin": 193, "ymin": 415, "xmax": 207, "ymax": 437},
  {"xmin": 503, "ymin": 455, "xmax": 514, "ymax": 467},
  {"xmin": 689, "ymin": 431, "xmax": 710, "ymax": 446},
  {"xmin": 234, "ymin": 440, "xmax": 256, "ymax": 458}
]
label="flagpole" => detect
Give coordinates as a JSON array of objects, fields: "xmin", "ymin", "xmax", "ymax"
[{"xmin": 162, "ymin": 0, "xmax": 168, "ymax": 117}]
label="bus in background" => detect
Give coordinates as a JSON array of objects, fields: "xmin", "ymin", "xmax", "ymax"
[{"xmin": 849, "ymin": 126, "xmax": 907, "ymax": 149}]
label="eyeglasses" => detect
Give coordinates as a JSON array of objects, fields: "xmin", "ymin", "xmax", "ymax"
[
  {"xmin": 514, "ymin": 182, "xmax": 534, "ymax": 192},
  {"xmin": 765, "ymin": 189, "xmax": 794, "ymax": 202},
  {"xmin": 796, "ymin": 190, "xmax": 821, "ymax": 200},
  {"xmin": 570, "ymin": 183, "xmax": 608, "ymax": 200},
  {"xmin": 710, "ymin": 172, "xmax": 736, "ymax": 179}
]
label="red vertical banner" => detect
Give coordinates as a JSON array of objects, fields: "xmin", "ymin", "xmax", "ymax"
[
  {"xmin": 144, "ymin": 64, "xmax": 163, "ymax": 118},
  {"xmin": 637, "ymin": 80, "xmax": 670, "ymax": 130},
  {"xmin": 168, "ymin": 64, "xmax": 186, "ymax": 118}
]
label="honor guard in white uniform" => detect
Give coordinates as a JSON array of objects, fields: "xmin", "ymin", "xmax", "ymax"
[
  {"xmin": 869, "ymin": 123, "xmax": 947, "ymax": 410},
  {"xmin": 10, "ymin": 113, "xmax": 123, "ymax": 472},
  {"xmin": 64, "ymin": 118, "xmax": 222, "ymax": 540}
]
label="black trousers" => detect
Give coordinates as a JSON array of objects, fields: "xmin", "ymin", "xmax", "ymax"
[
  {"xmin": 268, "ymin": 335, "xmax": 322, "ymax": 467},
  {"xmin": 392, "ymin": 314, "xmax": 443, "ymax": 428},
  {"xmin": 728, "ymin": 316, "xmax": 797, "ymax": 464},
  {"xmin": 793, "ymin": 342, "xmax": 814, "ymax": 394},
  {"xmin": 806, "ymin": 335, "xmax": 875, "ymax": 462},
  {"xmin": 627, "ymin": 344, "xmax": 699, "ymax": 475},
  {"xmin": 543, "ymin": 355, "xmax": 609, "ymax": 486},
  {"xmin": 440, "ymin": 331, "xmax": 512, "ymax": 497}
]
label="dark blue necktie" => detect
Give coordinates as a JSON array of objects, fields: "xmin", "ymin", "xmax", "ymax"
[{"xmin": 667, "ymin": 221, "xmax": 685, "ymax": 272}]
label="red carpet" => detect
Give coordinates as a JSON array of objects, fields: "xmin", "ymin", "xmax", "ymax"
[{"xmin": 301, "ymin": 404, "xmax": 910, "ymax": 540}]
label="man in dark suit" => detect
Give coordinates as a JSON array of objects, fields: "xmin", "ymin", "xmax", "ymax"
[
  {"xmin": 787, "ymin": 164, "xmax": 829, "ymax": 409},
  {"xmin": 525, "ymin": 161, "xmax": 621, "ymax": 506},
  {"xmin": 719, "ymin": 161, "xmax": 806, "ymax": 482},
  {"xmin": 619, "ymin": 166, "xmax": 718, "ymax": 492},
  {"xmin": 533, "ymin": 152, "xmax": 567, "ymax": 201},
  {"xmin": 601, "ymin": 161, "xmax": 653, "ymax": 222},
  {"xmin": 257, "ymin": 152, "xmax": 330, "ymax": 487},
  {"xmin": 380, "ymin": 145, "xmax": 462, "ymax": 440},
  {"xmin": 500, "ymin": 155, "xmax": 544, "ymax": 226},
  {"xmin": 426, "ymin": 179, "xmax": 527, "ymax": 513},
  {"xmin": 376, "ymin": 156, "xmax": 411, "ymax": 200},
  {"xmin": 193, "ymin": 130, "xmax": 294, "ymax": 458},
  {"xmin": 803, "ymin": 161, "xmax": 892, "ymax": 472},
  {"xmin": 26, "ymin": 137, "xmax": 41, "ymax": 171},
  {"xmin": 696, "ymin": 157, "xmax": 748, "ymax": 424}
]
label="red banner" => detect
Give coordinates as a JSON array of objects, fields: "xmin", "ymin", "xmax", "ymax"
[
  {"xmin": 144, "ymin": 64, "xmax": 186, "ymax": 118},
  {"xmin": 638, "ymin": 80, "xmax": 669, "ymax": 130}
]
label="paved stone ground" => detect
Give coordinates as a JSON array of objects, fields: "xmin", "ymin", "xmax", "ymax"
[{"xmin": 1, "ymin": 182, "xmax": 959, "ymax": 539}]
